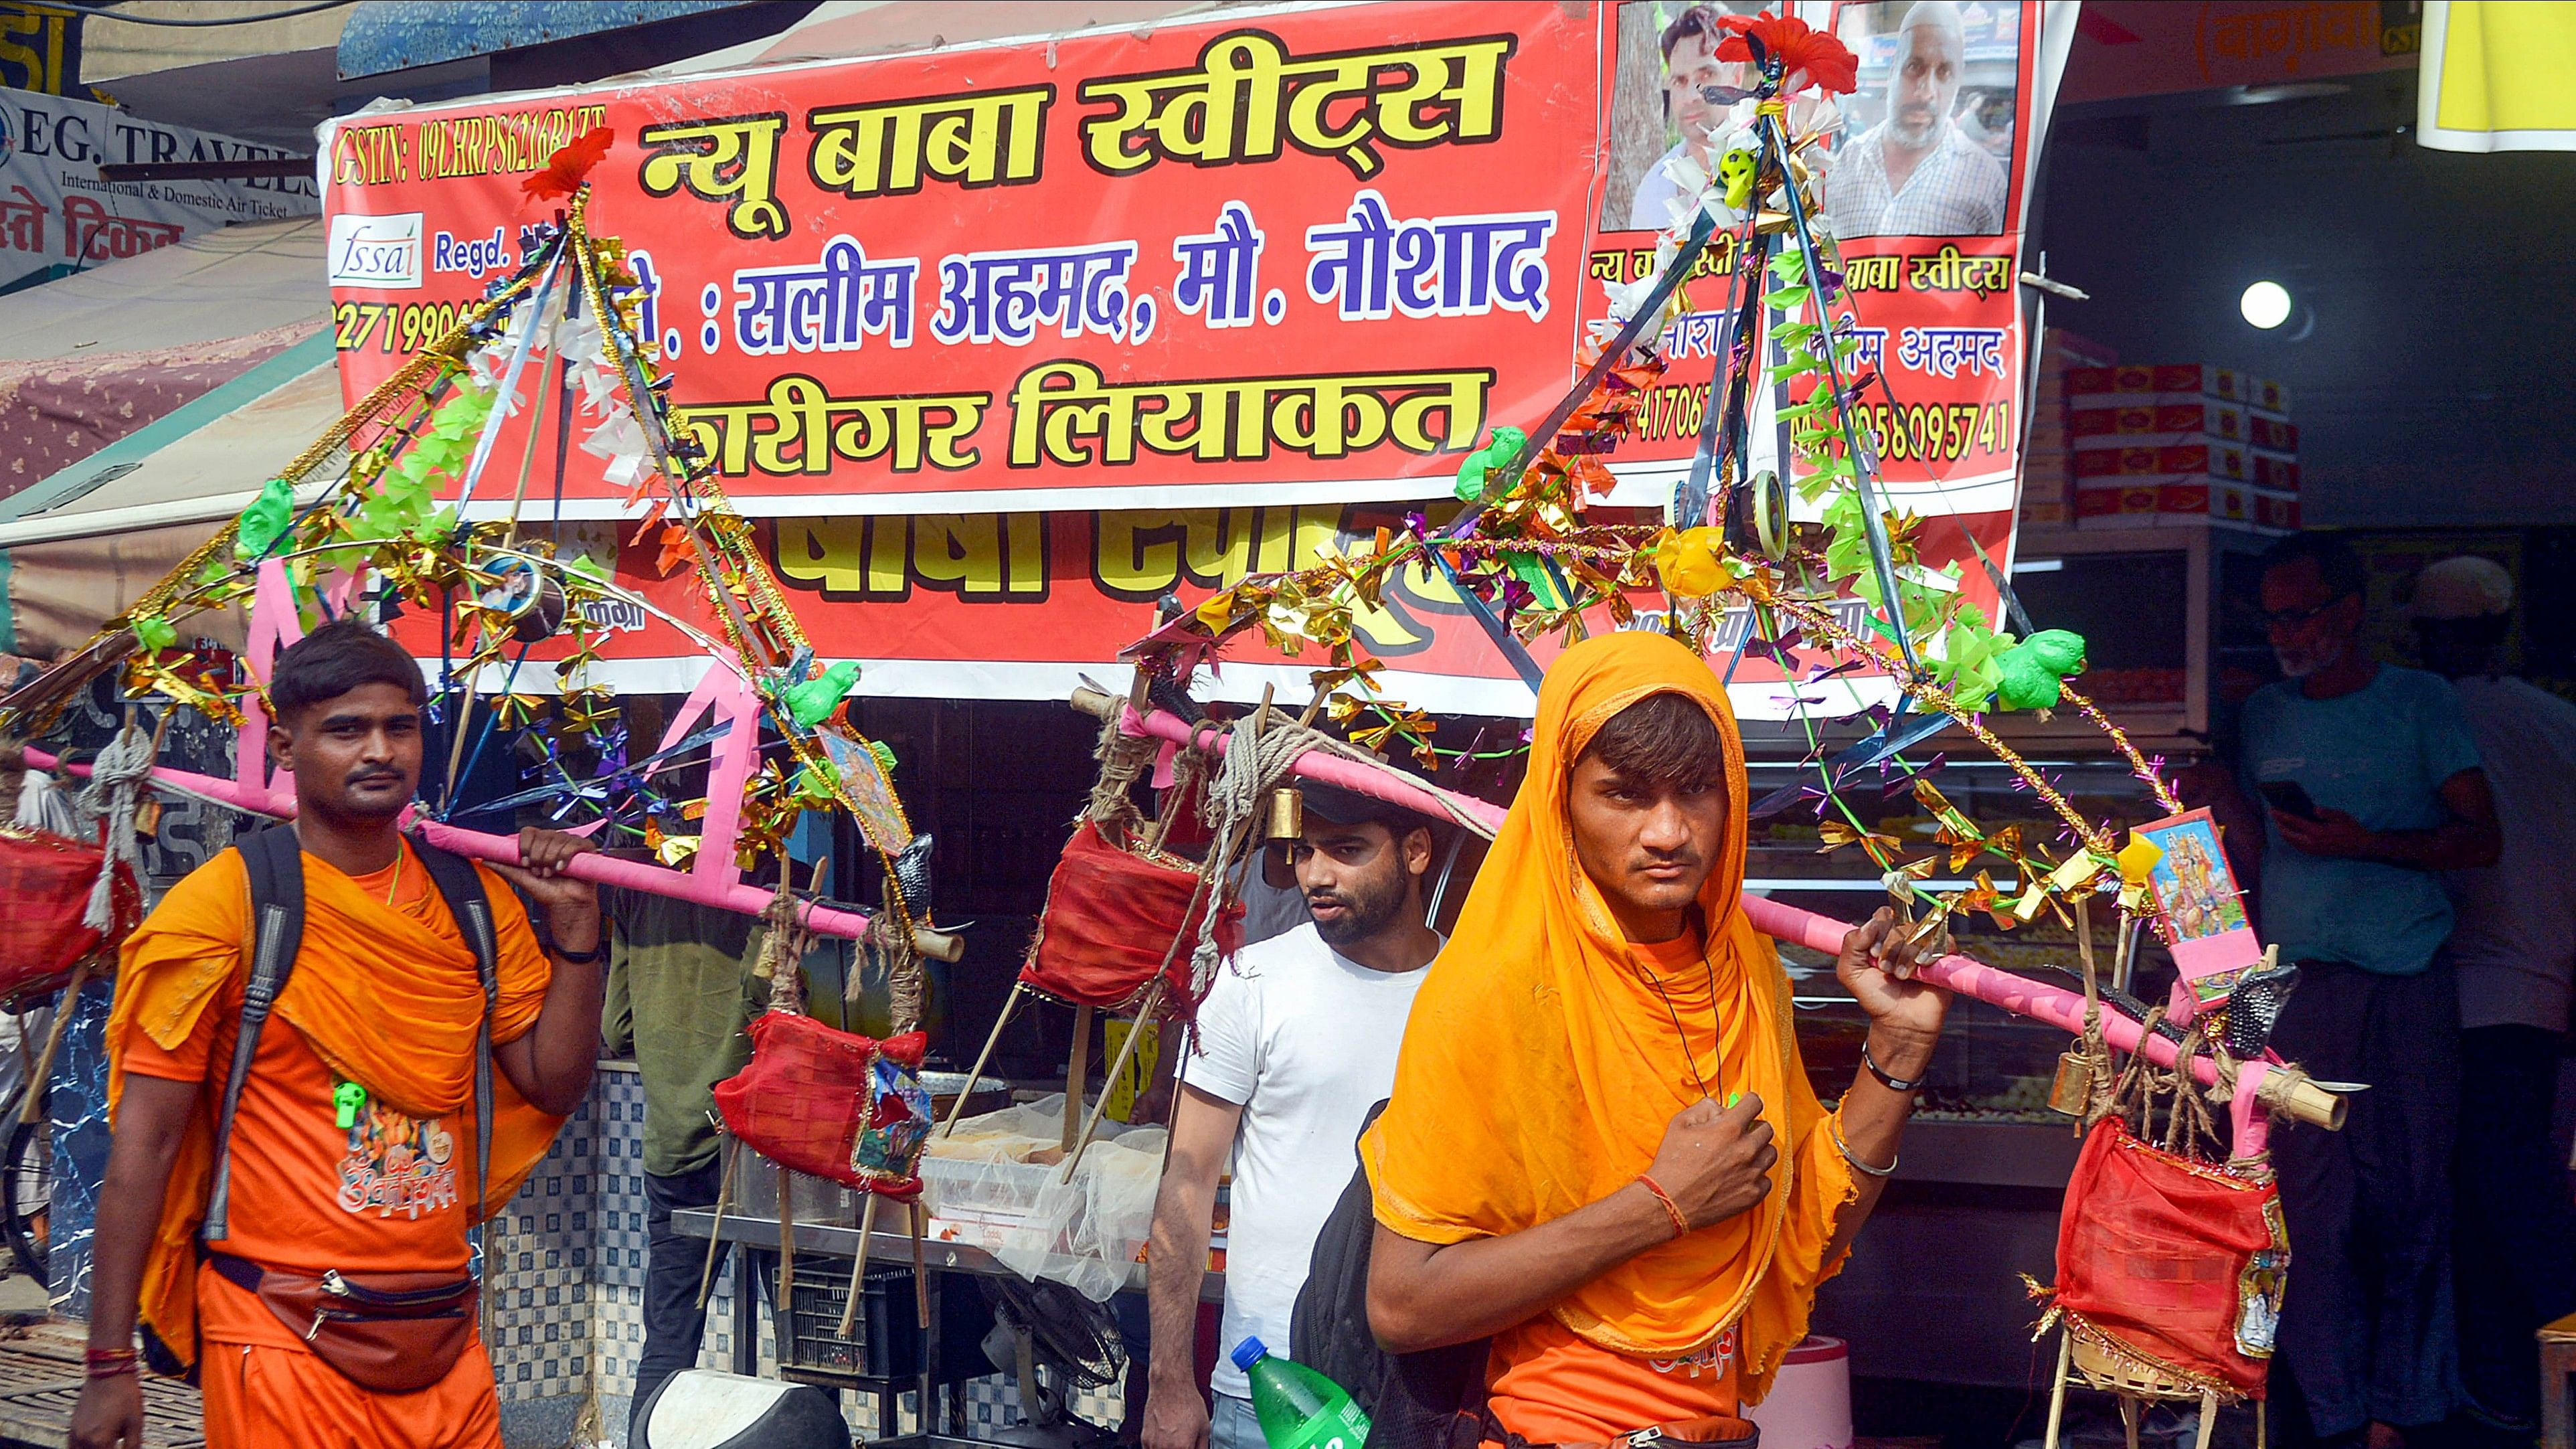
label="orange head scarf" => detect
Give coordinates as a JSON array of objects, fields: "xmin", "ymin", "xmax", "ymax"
[{"xmin": 1363, "ymin": 630, "xmax": 1851, "ymax": 1397}]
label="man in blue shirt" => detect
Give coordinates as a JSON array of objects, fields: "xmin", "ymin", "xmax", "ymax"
[{"xmin": 2237, "ymin": 533, "xmax": 2500, "ymax": 1449}]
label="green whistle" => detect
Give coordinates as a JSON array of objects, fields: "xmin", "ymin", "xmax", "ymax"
[
  {"xmin": 334, "ymin": 1081, "xmax": 367, "ymax": 1130},
  {"xmin": 1725, "ymin": 1092, "xmax": 1743, "ymax": 1110}
]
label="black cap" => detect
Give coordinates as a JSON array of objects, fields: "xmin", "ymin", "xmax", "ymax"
[{"xmin": 1296, "ymin": 781, "xmax": 1439, "ymax": 836}]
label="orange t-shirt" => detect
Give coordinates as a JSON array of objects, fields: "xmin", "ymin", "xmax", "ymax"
[
  {"xmin": 1484, "ymin": 925, "xmax": 1742, "ymax": 1444},
  {"xmin": 119, "ymin": 843, "xmax": 544, "ymax": 1347}
]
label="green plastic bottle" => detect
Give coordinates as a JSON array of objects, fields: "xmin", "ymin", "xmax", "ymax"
[{"xmin": 1232, "ymin": 1337, "xmax": 1371, "ymax": 1449}]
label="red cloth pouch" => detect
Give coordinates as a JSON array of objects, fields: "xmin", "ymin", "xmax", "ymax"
[
  {"xmin": 1019, "ymin": 821, "xmax": 1241, "ymax": 1015},
  {"xmin": 712, "ymin": 1013, "xmax": 931, "ymax": 1197},
  {"xmin": 2052, "ymin": 1118, "xmax": 2288, "ymax": 1398},
  {"xmin": 0, "ymin": 826, "xmax": 137, "ymax": 1003}
]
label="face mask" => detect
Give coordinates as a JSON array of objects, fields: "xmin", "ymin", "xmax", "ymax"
[{"xmin": 2272, "ymin": 633, "xmax": 2346, "ymax": 680}]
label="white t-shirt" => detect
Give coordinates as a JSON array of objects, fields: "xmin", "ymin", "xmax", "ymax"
[
  {"xmin": 2444, "ymin": 676, "xmax": 2576, "ymax": 1031},
  {"xmin": 1626, "ymin": 139, "xmax": 1693, "ymax": 232},
  {"xmin": 1179, "ymin": 922, "xmax": 1433, "ymax": 1399}
]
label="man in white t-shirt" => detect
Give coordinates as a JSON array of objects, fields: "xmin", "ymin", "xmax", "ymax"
[
  {"xmin": 2411, "ymin": 555, "xmax": 2576, "ymax": 1433},
  {"xmin": 1141, "ymin": 782, "xmax": 1446, "ymax": 1449}
]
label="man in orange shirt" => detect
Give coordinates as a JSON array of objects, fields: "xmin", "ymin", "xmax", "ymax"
[
  {"xmin": 1365, "ymin": 632, "xmax": 1947, "ymax": 1445},
  {"xmin": 71, "ymin": 620, "xmax": 608, "ymax": 1449}
]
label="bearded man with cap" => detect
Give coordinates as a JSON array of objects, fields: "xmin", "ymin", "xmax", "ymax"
[
  {"xmin": 1142, "ymin": 781, "xmax": 1446, "ymax": 1449},
  {"xmin": 2411, "ymin": 553, "xmax": 2576, "ymax": 1433}
]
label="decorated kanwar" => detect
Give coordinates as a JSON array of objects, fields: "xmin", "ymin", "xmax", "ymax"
[{"xmin": 12, "ymin": 2, "xmax": 2551, "ymax": 1448}]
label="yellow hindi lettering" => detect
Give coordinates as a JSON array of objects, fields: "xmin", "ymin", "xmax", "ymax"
[
  {"xmin": 867, "ymin": 518, "xmax": 910, "ymax": 594},
  {"xmin": 1905, "ymin": 244, "xmax": 2012, "ymax": 296},
  {"xmin": 637, "ymin": 113, "xmax": 790, "ymax": 240},
  {"xmin": 1352, "ymin": 37, "xmax": 1513, "ymax": 153},
  {"xmin": 1841, "ymin": 256, "xmax": 1903, "ymax": 293},
  {"xmin": 1079, "ymin": 28, "xmax": 1515, "ymax": 180},
  {"xmin": 773, "ymin": 517, "xmax": 1043, "ymax": 600},
  {"xmin": 677, "ymin": 377, "xmax": 991, "ymax": 478},
  {"xmin": 1094, "ymin": 511, "xmax": 1263, "ymax": 595},
  {"xmin": 911, "ymin": 516, "xmax": 1011, "ymax": 596},
  {"xmin": 1006, "ymin": 512, "xmax": 1046, "ymax": 593},
  {"xmin": 893, "ymin": 515, "xmax": 1046, "ymax": 597},
  {"xmin": 1010, "ymin": 361, "xmax": 1136, "ymax": 468},
  {"xmin": 1383, "ymin": 371, "xmax": 1490, "ymax": 453},
  {"xmin": 1009, "ymin": 362, "xmax": 1490, "ymax": 469},
  {"xmin": 808, "ymin": 86, "xmax": 1055, "ymax": 199},
  {"xmin": 752, "ymin": 375, "xmax": 839, "ymax": 475},
  {"xmin": 776, "ymin": 517, "xmax": 870, "ymax": 594},
  {"xmin": 1267, "ymin": 377, "xmax": 1393, "ymax": 460}
]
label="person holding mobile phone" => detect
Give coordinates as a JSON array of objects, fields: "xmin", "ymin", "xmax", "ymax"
[{"xmin": 2238, "ymin": 534, "xmax": 2500, "ymax": 1449}]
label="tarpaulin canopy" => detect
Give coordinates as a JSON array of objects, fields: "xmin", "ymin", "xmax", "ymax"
[
  {"xmin": 0, "ymin": 218, "xmax": 333, "ymax": 659},
  {"xmin": 0, "ymin": 218, "xmax": 327, "ymax": 507}
]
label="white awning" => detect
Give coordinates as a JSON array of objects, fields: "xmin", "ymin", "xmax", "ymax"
[
  {"xmin": 0, "ymin": 356, "xmax": 341, "ymax": 549},
  {"xmin": 0, "ymin": 216, "xmax": 325, "ymax": 361}
]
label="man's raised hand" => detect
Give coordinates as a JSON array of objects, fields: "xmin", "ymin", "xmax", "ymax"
[{"xmin": 1644, "ymin": 1092, "xmax": 1776, "ymax": 1233}]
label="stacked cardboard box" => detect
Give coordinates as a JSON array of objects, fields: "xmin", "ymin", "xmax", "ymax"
[
  {"xmin": 2068, "ymin": 364, "xmax": 2298, "ymax": 532},
  {"xmin": 2019, "ymin": 328, "xmax": 2118, "ymax": 529}
]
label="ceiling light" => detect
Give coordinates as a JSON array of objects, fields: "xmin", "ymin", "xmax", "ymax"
[{"xmin": 2241, "ymin": 280, "xmax": 2292, "ymax": 330}]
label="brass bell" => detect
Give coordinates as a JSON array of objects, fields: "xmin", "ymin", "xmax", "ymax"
[
  {"xmin": 2048, "ymin": 1050, "xmax": 2093, "ymax": 1118},
  {"xmin": 1265, "ymin": 786, "xmax": 1304, "ymax": 841}
]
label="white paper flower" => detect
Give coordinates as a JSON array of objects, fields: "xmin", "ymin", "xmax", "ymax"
[
  {"xmin": 580, "ymin": 404, "xmax": 645, "ymax": 463},
  {"xmin": 602, "ymin": 451, "xmax": 651, "ymax": 489},
  {"xmin": 1602, "ymin": 271, "xmax": 1659, "ymax": 323}
]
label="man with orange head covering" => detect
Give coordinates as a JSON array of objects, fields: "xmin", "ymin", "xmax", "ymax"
[{"xmin": 1365, "ymin": 631, "xmax": 1948, "ymax": 1446}]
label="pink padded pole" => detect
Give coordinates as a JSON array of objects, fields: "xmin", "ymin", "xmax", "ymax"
[
  {"xmin": 1735, "ymin": 893, "xmax": 2223, "ymax": 1095},
  {"xmin": 1081, "ymin": 690, "xmax": 2339, "ymax": 1126},
  {"xmin": 17, "ymin": 746, "xmax": 962, "ymax": 956}
]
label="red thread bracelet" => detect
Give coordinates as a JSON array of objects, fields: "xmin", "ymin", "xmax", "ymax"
[
  {"xmin": 1636, "ymin": 1173, "xmax": 1691, "ymax": 1240},
  {"xmin": 84, "ymin": 1347, "xmax": 139, "ymax": 1380}
]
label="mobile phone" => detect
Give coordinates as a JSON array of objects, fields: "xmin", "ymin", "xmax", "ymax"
[{"xmin": 2257, "ymin": 780, "xmax": 2321, "ymax": 821}]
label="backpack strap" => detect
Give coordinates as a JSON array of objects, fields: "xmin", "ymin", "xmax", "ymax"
[
  {"xmin": 405, "ymin": 835, "xmax": 499, "ymax": 1268},
  {"xmin": 203, "ymin": 827, "xmax": 304, "ymax": 1244}
]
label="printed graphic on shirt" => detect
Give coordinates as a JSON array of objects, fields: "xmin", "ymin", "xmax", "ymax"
[
  {"xmin": 337, "ymin": 1100, "xmax": 459, "ymax": 1220},
  {"xmin": 1649, "ymin": 1326, "xmax": 1737, "ymax": 1379}
]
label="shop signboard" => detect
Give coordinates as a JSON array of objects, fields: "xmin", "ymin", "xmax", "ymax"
[
  {"xmin": 0, "ymin": 88, "xmax": 315, "ymax": 296},
  {"xmin": 323, "ymin": 0, "xmax": 2069, "ymax": 717}
]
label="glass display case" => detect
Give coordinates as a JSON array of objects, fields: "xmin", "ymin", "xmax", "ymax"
[
  {"xmin": 1741, "ymin": 746, "xmax": 2193, "ymax": 1386},
  {"xmin": 1989, "ymin": 521, "xmax": 2282, "ymax": 748},
  {"xmin": 1748, "ymin": 750, "xmax": 2186, "ymax": 1114}
]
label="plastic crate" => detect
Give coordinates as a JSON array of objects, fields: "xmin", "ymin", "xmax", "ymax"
[{"xmin": 764, "ymin": 1256, "xmax": 995, "ymax": 1389}]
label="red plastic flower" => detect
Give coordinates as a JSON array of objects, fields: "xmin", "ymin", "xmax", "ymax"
[
  {"xmin": 523, "ymin": 126, "xmax": 615, "ymax": 201},
  {"xmin": 1716, "ymin": 11, "xmax": 1859, "ymax": 96}
]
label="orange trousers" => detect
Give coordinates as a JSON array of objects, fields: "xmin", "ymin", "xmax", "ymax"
[{"xmin": 197, "ymin": 1334, "xmax": 502, "ymax": 1449}]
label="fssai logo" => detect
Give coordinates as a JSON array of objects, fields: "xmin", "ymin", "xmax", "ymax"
[{"xmin": 327, "ymin": 211, "xmax": 423, "ymax": 290}]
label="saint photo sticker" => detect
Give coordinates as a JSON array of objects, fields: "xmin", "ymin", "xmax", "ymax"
[{"xmin": 2132, "ymin": 808, "xmax": 2265, "ymax": 1013}]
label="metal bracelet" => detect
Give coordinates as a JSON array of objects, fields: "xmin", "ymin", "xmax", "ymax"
[{"xmin": 1826, "ymin": 1112, "xmax": 1898, "ymax": 1179}]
